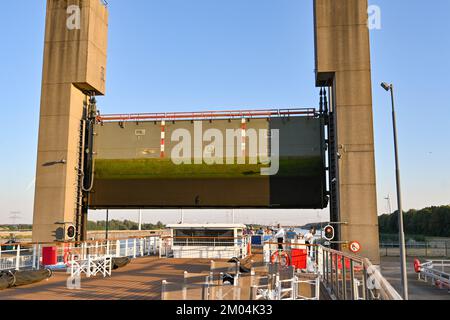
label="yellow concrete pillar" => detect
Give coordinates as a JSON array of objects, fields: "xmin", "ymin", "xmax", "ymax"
[
  {"xmin": 33, "ymin": 0, "xmax": 108, "ymax": 242},
  {"xmin": 314, "ymin": 0, "xmax": 380, "ymax": 263}
]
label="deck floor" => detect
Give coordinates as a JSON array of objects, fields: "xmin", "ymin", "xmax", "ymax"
[{"xmin": 0, "ymin": 257, "xmax": 214, "ymax": 300}]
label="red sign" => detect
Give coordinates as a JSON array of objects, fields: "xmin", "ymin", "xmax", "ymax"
[{"xmin": 349, "ymin": 241, "xmax": 362, "ymax": 253}]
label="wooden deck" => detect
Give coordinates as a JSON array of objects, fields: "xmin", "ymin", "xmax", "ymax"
[
  {"xmin": 0, "ymin": 248, "xmax": 323, "ymax": 300},
  {"xmin": 0, "ymin": 257, "xmax": 214, "ymax": 300}
]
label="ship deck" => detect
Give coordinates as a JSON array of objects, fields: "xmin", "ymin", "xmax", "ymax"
[{"xmin": 0, "ymin": 256, "xmax": 213, "ymax": 300}]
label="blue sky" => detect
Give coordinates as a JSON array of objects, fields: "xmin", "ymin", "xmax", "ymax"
[{"xmin": 0, "ymin": 0, "xmax": 449, "ymax": 225}]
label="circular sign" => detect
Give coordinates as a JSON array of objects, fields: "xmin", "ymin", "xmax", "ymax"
[{"xmin": 349, "ymin": 241, "xmax": 361, "ymax": 253}]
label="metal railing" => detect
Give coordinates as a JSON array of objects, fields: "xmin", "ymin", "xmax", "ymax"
[
  {"xmin": 97, "ymin": 108, "xmax": 317, "ymax": 123},
  {"xmin": 381, "ymin": 241, "xmax": 450, "ymax": 258},
  {"xmin": 0, "ymin": 236, "xmax": 161, "ymax": 272},
  {"xmin": 319, "ymin": 246, "xmax": 403, "ymax": 300},
  {"xmin": 416, "ymin": 260, "xmax": 450, "ymax": 290},
  {"xmin": 160, "ymin": 236, "xmax": 251, "ymax": 259}
]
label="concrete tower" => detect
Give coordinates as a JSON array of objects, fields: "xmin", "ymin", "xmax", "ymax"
[
  {"xmin": 33, "ymin": 0, "xmax": 108, "ymax": 242},
  {"xmin": 314, "ymin": 0, "xmax": 380, "ymax": 263}
]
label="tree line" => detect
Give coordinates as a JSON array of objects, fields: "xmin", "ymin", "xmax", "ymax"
[
  {"xmin": 379, "ymin": 205, "xmax": 450, "ymax": 238},
  {"xmin": 87, "ymin": 220, "xmax": 165, "ymax": 231},
  {"xmin": 1, "ymin": 220, "xmax": 166, "ymax": 232}
]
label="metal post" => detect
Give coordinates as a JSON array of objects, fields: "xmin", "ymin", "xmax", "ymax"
[
  {"xmin": 125, "ymin": 239, "xmax": 128, "ymax": 257},
  {"xmin": 32, "ymin": 244, "xmax": 37, "ymax": 270},
  {"xmin": 334, "ymin": 254, "xmax": 339, "ymax": 297},
  {"xmin": 158, "ymin": 238, "xmax": 162, "ymax": 259},
  {"xmin": 37, "ymin": 244, "xmax": 41, "ymax": 270},
  {"xmin": 218, "ymin": 272, "xmax": 223, "ymax": 300},
  {"xmin": 350, "ymin": 260, "xmax": 355, "ymax": 300},
  {"xmin": 202, "ymin": 276, "xmax": 210, "ymax": 300},
  {"xmin": 362, "ymin": 267, "xmax": 369, "ymax": 300},
  {"xmin": 15, "ymin": 244, "xmax": 21, "ymax": 271},
  {"xmin": 105, "ymin": 209, "xmax": 109, "ymax": 240},
  {"xmin": 138, "ymin": 209, "xmax": 142, "ymax": 231},
  {"xmin": 342, "ymin": 255, "xmax": 347, "ymax": 300},
  {"xmin": 133, "ymin": 239, "xmax": 137, "ymax": 258},
  {"xmin": 389, "ymin": 84, "xmax": 409, "ymax": 300},
  {"xmin": 116, "ymin": 240, "xmax": 121, "ymax": 257}
]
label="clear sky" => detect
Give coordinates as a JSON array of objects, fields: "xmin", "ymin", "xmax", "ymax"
[{"xmin": 0, "ymin": 0, "xmax": 449, "ymax": 225}]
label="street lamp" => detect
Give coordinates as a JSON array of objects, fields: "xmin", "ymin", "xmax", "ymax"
[{"xmin": 381, "ymin": 82, "xmax": 409, "ymax": 300}]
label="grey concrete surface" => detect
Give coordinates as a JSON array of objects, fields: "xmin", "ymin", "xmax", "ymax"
[{"xmin": 381, "ymin": 256, "xmax": 450, "ymax": 300}]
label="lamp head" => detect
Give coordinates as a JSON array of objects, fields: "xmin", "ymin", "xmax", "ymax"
[{"xmin": 381, "ymin": 82, "xmax": 391, "ymax": 91}]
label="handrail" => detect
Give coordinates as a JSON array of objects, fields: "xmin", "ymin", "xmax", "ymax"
[
  {"xmin": 97, "ymin": 108, "xmax": 317, "ymax": 122},
  {"xmin": 319, "ymin": 245, "xmax": 403, "ymax": 300},
  {"xmin": 362, "ymin": 257, "xmax": 403, "ymax": 300},
  {"xmin": 0, "ymin": 234, "xmax": 162, "ymax": 248}
]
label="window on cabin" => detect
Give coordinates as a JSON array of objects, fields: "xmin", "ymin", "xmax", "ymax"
[{"xmin": 173, "ymin": 229, "xmax": 235, "ymax": 246}]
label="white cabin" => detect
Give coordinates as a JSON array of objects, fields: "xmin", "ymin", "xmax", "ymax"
[{"xmin": 166, "ymin": 223, "xmax": 248, "ymax": 259}]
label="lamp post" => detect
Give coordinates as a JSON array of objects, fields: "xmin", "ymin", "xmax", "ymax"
[{"xmin": 381, "ymin": 82, "xmax": 409, "ymax": 300}]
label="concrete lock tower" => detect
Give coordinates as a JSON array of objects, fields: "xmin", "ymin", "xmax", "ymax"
[
  {"xmin": 33, "ymin": 0, "xmax": 380, "ymax": 263},
  {"xmin": 314, "ymin": 0, "xmax": 380, "ymax": 263},
  {"xmin": 32, "ymin": 0, "xmax": 108, "ymax": 242}
]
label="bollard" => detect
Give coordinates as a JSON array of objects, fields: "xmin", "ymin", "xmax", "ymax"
[
  {"xmin": 250, "ymin": 267, "xmax": 256, "ymax": 286},
  {"xmin": 133, "ymin": 239, "xmax": 137, "ymax": 258},
  {"xmin": 161, "ymin": 280, "xmax": 168, "ymax": 300},
  {"xmin": 234, "ymin": 261, "xmax": 240, "ymax": 287},
  {"xmin": 140, "ymin": 238, "xmax": 144, "ymax": 257},
  {"xmin": 233, "ymin": 287, "xmax": 241, "ymax": 300},
  {"xmin": 182, "ymin": 271, "xmax": 188, "ymax": 300},
  {"xmin": 125, "ymin": 239, "xmax": 128, "ymax": 257},
  {"xmin": 250, "ymin": 285, "xmax": 257, "ymax": 300}
]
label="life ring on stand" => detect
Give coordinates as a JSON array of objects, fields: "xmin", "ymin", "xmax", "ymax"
[
  {"xmin": 413, "ymin": 259, "xmax": 421, "ymax": 273},
  {"xmin": 271, "ymin": 251, "xmax": 290, "ymax": 267}
]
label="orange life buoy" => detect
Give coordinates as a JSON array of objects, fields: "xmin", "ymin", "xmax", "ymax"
[
  {"xmin": 271, "ymin": 251, "xmax": 291, "ymax": 267},
  {"xmin": 63, "ymin": 251, "xmax": 71, "ymax": 265},
  {"xmin": 413, "ymin": 259, "xmax": 421, "ymax": 273}
]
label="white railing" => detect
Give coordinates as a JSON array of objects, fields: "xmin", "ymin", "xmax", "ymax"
[
  {"xmin": 0, "ymin": 244, "xmax": 37, "ymax": 271},
  {"xmin": 160, "ymin": 236, "xmax": 251, "ymax": 260},
  {"xmin": 319, "ymin": 246, "xmax": 403, "ymax": 300},
  {"xmin": 0, "ymin": 236, "xmax": 161, "ymax": 272},
  {"xmin": 416, "ymin": 260, "xmax": 450, "ymax": 291}
]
